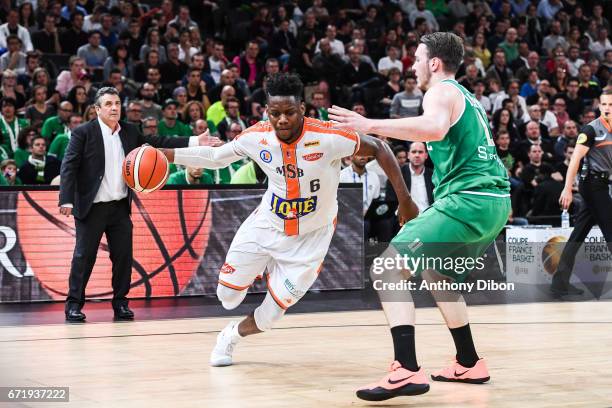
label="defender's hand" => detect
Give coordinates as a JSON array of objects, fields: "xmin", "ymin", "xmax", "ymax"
[
  {"xmin": 328, "ymin": 105, "xmax": 372, "ymax": 133},
  {"xmin": 160, "ymin": 148, "xmax": 175, "ymax": 163}
]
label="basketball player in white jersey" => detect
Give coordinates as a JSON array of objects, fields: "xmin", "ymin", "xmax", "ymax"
[{"xmin": 162, "ymin": 73, "xmax": 419, "ymax": 366}]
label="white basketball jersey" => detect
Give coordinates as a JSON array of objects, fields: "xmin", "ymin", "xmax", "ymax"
[{"xmin": 232, "ymin": 118, "xmax": 359, "ymax": 236}]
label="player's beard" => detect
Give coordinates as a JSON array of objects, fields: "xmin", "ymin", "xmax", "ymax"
[{"xmin": 418, "ymin": 69, "xmax": 432, "ymax": 92}]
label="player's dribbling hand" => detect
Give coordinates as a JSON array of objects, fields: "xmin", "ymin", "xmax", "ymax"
[
  {"xmin": 398, "ymin": 199, "xmax": 419, "ymax": 226},
  {"xmin": 559, "ymin": 187, "xmax": 573, "ymax": 210},
  {"xmin": 328, "ymin": 105, "xmax": 372, "ymax": 133},
  {"xmin": 160, "ymin": 148, "xmax": 174, "ymax": 163},
  {"xmin": 197, "ymin": 130, "xmax": 223, "ymax": 147}
]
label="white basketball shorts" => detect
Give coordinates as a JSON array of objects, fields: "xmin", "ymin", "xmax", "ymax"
[{"xmin": 218, "ymin": 209, "xmax": 336, "ymax": 310}]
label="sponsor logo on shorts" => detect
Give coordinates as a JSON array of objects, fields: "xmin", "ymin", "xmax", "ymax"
[
  {"xmin": 284, "ymin": 278, "xmax": 305, "ymax": 298},
  {"xmin": 220, "ymin": 262, "xmax": 236, "ymax": 274},
  {"xmin": 302, "ymin": 152, "xmax": 324, "ymax": 161},
  {"xmin": 304, "ymin": 140, "xmax": 320, "ymax": 148},
  {"xmin": 408, "ymin": 238, "xmax": 423, "ymax": 253},
  {"xmin": 270, "ymin": 193, "xmax": 317, "ymax": 219},
  {"xmin": 260, "ymin": 149, "xmax": 272, "ymax": 163}
]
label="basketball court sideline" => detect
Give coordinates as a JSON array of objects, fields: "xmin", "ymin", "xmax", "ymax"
[{"xmin": 1, "ymin": 301, "xmax": 611, "ymax": 407}]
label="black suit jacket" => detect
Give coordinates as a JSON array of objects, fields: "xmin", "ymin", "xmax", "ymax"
[
  {"xmin": 385, "ymin": 164, "xmax": 434, "ymax": 206},
  {"xmin": 59, "ymin": 119, "xmax": 190, "ymax": 219}
]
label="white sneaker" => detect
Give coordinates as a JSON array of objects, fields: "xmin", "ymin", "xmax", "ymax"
[{"xmin": 210, "ymin": 321, "xmax": 241, "ymax": 367}]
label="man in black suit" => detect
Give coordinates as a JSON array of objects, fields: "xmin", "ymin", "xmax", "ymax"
[{"xmin": 59, "ymin": 87, "xmax": 217, "ymax": 322}]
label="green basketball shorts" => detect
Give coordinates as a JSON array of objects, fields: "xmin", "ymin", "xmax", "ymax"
[{"xmin": 391, "ymin": 193, "xmax": 511, "ymax": 282}]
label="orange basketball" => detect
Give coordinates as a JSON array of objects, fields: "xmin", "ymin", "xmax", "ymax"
[{"xmin": 123, "ymin": 145, "xmax": 169, "ymax": 193}]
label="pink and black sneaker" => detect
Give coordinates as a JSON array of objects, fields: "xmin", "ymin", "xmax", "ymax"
[
  {"xmin": 356, "ymin": 361, "xmax": 430, "ymax": 401},
  {"xmin": 431, "ymin": 358, "xmax": 490, "ymax": 384}
]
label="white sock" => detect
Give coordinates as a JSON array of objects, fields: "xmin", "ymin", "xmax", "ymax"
[{"xmin": 231, "ymin": 322, "xmax": 242, "ymax": 340}]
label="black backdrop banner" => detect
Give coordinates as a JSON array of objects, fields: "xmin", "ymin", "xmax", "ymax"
[{"xmin": 0, "ymin": 186, "xmax": 364, "ymax": 303}]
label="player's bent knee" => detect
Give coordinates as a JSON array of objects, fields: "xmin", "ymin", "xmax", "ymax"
[
  {"xmin": 253, "ymin": 294, "xmax": 286, "ymax": 331},
  {"xmin": 216, "ymin": 284, "xmax": 247, "ymax": 310}
]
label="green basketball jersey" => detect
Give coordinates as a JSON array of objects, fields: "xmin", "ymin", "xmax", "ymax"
[{"xmin": 426, "ymin": 79, "xmax": 510, "ymax": 200}]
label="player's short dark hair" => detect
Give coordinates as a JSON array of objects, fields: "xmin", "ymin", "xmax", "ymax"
[
  {"xmin": 420, "ymin": 32, "xmax": 464, "ymax": 74},
  {"xmin": 265, "ymin": 73, "xmax": 303, "ymax": 103}
]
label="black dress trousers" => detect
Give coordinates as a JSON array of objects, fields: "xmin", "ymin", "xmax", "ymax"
[{"xmin": 66, "ymin": 198, "xmax": 133, "ymax": 310}]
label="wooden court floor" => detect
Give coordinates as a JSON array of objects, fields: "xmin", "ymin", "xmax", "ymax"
[{"xmin": 1, "ymin": 301, "xmax": 611, "ymax": 407}]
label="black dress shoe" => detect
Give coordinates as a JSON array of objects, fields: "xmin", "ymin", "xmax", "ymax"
[
  {"xmin": 113, "ymin": 305, "xmax": 135, "ymax": 320},
  {"xmin": 65, "ymin": 307, "xmax": 86, "ymax": 322}
]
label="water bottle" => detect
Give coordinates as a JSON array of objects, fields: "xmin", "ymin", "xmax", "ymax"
[{"xmin": 561, "ymin": 209, "xmax": 570, "ymax": 228}]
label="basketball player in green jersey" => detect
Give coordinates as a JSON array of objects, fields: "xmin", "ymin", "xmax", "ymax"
[{"xmin": 329, "ymin": 32, "xmax": 510, "ymax": 401}]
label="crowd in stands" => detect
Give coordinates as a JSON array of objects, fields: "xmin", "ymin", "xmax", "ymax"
[{"xmin": 0, "ymin": 0, "xmax": 610, "ymax": 232}]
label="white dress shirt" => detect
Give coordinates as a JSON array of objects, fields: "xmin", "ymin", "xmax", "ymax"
[
  {"xmin": 339, "ymin": 165, "xmax": 380, "ymax": 215},
  {"xmin": 94, "ymin": 118, "xmax": 128, "ymax": 203},
  {"xmin": 62, "ymin": 122, "xmax": 199, "ymax": 208},
  {"xmin": 409, "ymin": 164, "xmax": 429, "ymax": 213}
]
